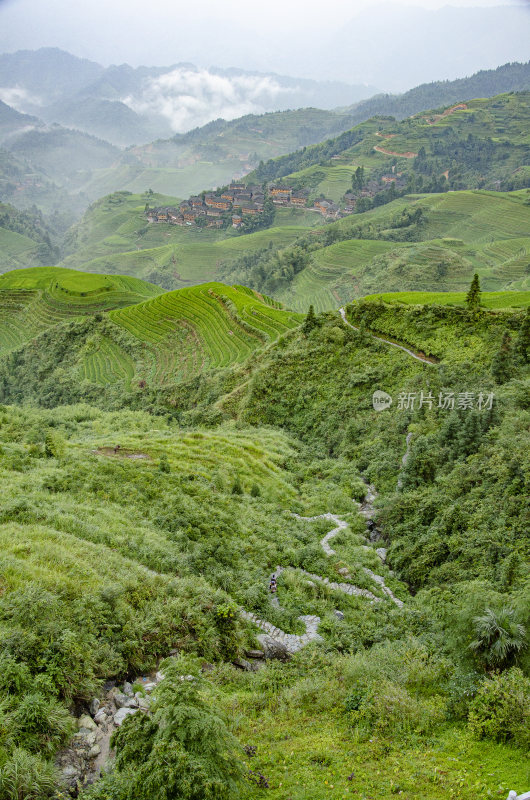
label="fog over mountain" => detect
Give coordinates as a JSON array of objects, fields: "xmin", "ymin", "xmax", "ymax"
[{"xmin": 0, "ymin": 49, "xmax": 376, "ymax": 143}]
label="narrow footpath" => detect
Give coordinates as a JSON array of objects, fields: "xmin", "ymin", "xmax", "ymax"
[{"xmin": 338, "ymin": 307, "xmax": 437, "ymax": 366}]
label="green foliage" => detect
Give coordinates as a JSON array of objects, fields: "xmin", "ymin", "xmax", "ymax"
[
  {"xmin": 466, "ymin": 273, "xmax": 481, "ymax": 311},
  {"xmin": 467, "ymin": 668, "xmax": 530, "ymax": 749},
  {"xmin": 95, "ymin": 657, "xmax": 245, "ymax": 800},
  {"xmin": 491, "ymin": 331, "xmax": 514, "ymax": 384},
  {"xmin": 302, "ymin": 305, "xmax": 318, "ymax": 335},
  {"xmin": 468, "ymin": 607, "xmax": 527, "ymax": 671},
  {"xmin": 0, "ymin": 748, "xmax": 57, "ymax": 800}
]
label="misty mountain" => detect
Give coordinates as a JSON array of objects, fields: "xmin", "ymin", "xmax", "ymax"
[
  {"xmin": 0, "ymin": 99, "xmax": 42, "ymax": 144},
  {"xmin": 341, "ymin": 60, "xmax": 530, "ymax": 126},
  {"xmin": 0, "ymin": 48, "xmax": 377, "ymax": 146},
  {"xmin": 38, "ymin": 98, "xmax": 173, "ymax": 148}
]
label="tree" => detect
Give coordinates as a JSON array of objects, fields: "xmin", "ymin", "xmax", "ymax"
[
  {"xmin": 303, "ymin": 305, "xmax": 318, "ymax": 335},
  {"xmin": 469, "ymin": 606, "xmax": 527, "ymax": 671},
  {"xmin": 491, "ymin": 331, "xmax": 514, "ymax": 384},
  {"xmin": 351, "ymin": 166, "xmax": 365, "ymax": 192},
  {"xmin": 514, "ymin": 306, "xmax": 530, "ymax": 363},
  {"xmin": 466, "ymin": 273, "xmax": 481, "ymax": 311}
]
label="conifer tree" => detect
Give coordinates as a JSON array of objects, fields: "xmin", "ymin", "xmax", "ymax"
[
  {"xmin": 303, "ymin": 304, "xmax": 317, "ymax": 335},
  {"xmin": 491, "ymin": 331, "xmax": 514, "ymax": 384},
  {"xmin": 514, "ymin": 306, "xmax": 530, "ymax": 364},
  {"xmin": 466, "ymin": 273, "xmax": 481, "ymax": 311}
]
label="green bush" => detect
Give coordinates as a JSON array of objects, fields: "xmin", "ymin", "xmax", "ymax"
[
  {"xmin": 0, "ymin": 748, "xmax": 57, "ymax": 800},
  {"xmin": 348, "ymin": 678, "xmax": 444, "ymax": 740},
  {"xmin": 10, "ymin": 693, "xmax": 73, "ymax": 755},
  {"xmin": 467, "ymin": 667, "xmax": 530, "ymax": 749},
  {"xmin": 91, "ymin": 656, "xmax": 245, "ymax": 800}
]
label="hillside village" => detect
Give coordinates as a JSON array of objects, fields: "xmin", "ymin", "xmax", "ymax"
[{"xmin": 145, "ymin": 168, "xmax": 409, "ymax": 230}]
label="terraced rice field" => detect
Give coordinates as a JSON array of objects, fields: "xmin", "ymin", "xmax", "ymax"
[
  {"xmin": 111, "ymin": 282, "xmax": 302, "ymax": 385},
  {"xmin": 67, "ymin": 226, "xmax": 307, "ymax": 288},
  {"xmin": 419, "ymin": 191, "xmax": 530, "ymax": 244},
  {"xmin": 278, "ymin": 239, "xmax": 398, "ymax": 312},
  {"xmin": 0, "ymin": 228, "xmax": 43, "ymax": 271},
  {"xmin": 80, "ymin": 335, "xmax": 136, "ymax": 385},
  {"xmin": 362, "ymin": 290, "xmax": 530, "ymax": 309},
  {"xmin": 0, "ymin": 267, "xmax": 162, "ymax": 357}
]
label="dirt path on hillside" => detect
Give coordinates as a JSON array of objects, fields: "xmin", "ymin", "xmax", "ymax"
[
  {"xmin": 338, "ymin": 307, "xmax": 438, "ymax": 365},
  {"xmin": 374, "ymin": 145, "xmax": 418, "ymax": 158},
  {"xmin": 424, "ymin": 103, "xmax": 467, "ymax": 125}
]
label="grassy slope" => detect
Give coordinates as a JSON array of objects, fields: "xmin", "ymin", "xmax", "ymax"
[{"xmin": 60, "ymin": 190, "xmax": 308, "ymax": 288}]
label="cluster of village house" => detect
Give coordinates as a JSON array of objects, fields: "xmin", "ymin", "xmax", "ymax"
[
  {"xmin": 146, "ymin": 170, "xmax": 405, "ymax": 228},
  {"xmin": 146, "ymin": 183, "xmax": 266, "ymax": 229}
]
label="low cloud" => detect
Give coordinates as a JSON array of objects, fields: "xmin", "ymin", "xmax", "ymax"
[
  {"xmin": 0, "ymin": 86, "xmax": 43, "ymax": 112},
  {"xmin": 124, "ymin": 67, "xmax": 291, "ymax": 133}
]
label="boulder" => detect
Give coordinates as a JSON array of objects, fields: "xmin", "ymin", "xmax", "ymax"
[
  {"xmin": 88, "ymin": 744, "xmax": 101, "ymax": 759},
  {"xmin": 257, "ymin": 634, "xmax": 291, "ymax": 661},
  {"xmin": 155, "ymin": 671, "xmax": 165, "ymax": 683},
  {"xmin": 137, "ymin": 695, "xmax": 151, "ymax": 710},
  {"xmin": 89, "ymin": 698, "xmax": 100, "ymax": 716},
  {"xmin": 114, "ymin": 707, "xmax": 138, "ymax": 726},
  {"xmin": 245, "ymin": 649, "xmax": 265, "ymax": 659},
  {"xmin": 122, "ymin": 681, "xmax": 134, "ymax": 696},
  {"xmin": 337, "ymin": 567, "xmax": 350, "ymax": 576},
  {"xmin": 376, "ymin": 548, "xmax": 387, "ymax": 563},
  {"xmin": 233, "ymin": 658, "xmax": 253, "ymax": 671},
  {"xmin": 94, "ymin": 709, "xmax": 108, "ymax": 724},
  {"xmin": 143, "ymin": 681, "xmax": 157, "ymax": 692},
  {"xmin": 334, "ymin": 610, "xmax": 345, "ymax": 620},
  {"xmin": 78, "ymin": 714, "xmax": 97, "ymax": 731},
  {"xmin": 114, "ymin": 692, "xmax": 138, "ymax": 709}
]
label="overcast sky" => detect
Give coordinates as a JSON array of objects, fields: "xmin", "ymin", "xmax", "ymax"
[
  {"xmin": 0, "ymin": 0, "xmax": 528, "ymax": 90},
  {"xmin": 0, "ymin": 0, "xmax": 524, "ymax": 64}
]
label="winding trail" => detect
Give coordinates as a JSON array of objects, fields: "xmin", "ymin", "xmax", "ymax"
[
  {"xmin": 241, "ymin": 484, "xmax": 404, "ymax": 653},
  {"xmin": 338, "ymin": 307, "xmax": 437, "ymax": 366}
]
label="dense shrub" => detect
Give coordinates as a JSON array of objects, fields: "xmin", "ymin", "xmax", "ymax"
[{"xmin": 467, "ymin": 668, "xmax": 530, "ymax": 749}]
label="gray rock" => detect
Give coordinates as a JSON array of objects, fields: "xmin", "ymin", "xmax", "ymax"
[
  {"xmin": 233, "ymin": 658, "xmax": 253, "ymax": 671},
  {"xmin": 256, "ymin": 634, "xmax": 291, "ymax": 661},
  {"xmin": 88, "ymin": 744, "xmax": 101, "ymax": 759},
  {"xmin": 376, "ymin": 547, "xmax": 387, "ymax": 563},
  {"xmin": 137, "ymin": 695, "xmax": 151, "ymax": 710},
  {"xmin": 114, "ymin": 707, "xmax": 138, "ymax": 726},
  {"xmin": 337, "ymin": 567, "xmax": 350, "ymax": 576},
  {"xmin": 114, "ymin": 692, "xmax": 138, "ymax": 709},
  {"xmin": 94, "ymin": 709, "xmax": 108, "ymax": 724},
  {"xmin": 334, "ymin": 610, "xmax": 345, "ymax": 620},
  {"xmin": 89, "ymin": 698, "xmax": 100, "ymax": 716},
  {"xmin": 155, "ymin": 671, "xmax": 165, "ymax": 683},
  {"xmin": 84, "ymin": 731, "xmax": 97, "ymax": 746},
  {"xmin": 62, "ymin": 765, "xmax": 79, "ymax": 779},
  {"xmin": 123, "ymin": 681, "xmax": 134, "ymax": 696},
  {"xmin": 245, "ymin": 649, "xmax": 265, "ymax": 659},
  {"xmin": 78, "ymin": 714, "xmax": 97, "ymax": 731},
  {"xmin": 143, "ymin": 681, "xmax": 157, "ymax": 692}
]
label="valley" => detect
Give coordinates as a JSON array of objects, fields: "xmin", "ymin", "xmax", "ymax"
[{"xmin": 0, "ymin": 49, "xmax": 528, "ymax": 800}]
